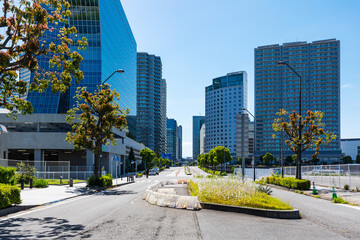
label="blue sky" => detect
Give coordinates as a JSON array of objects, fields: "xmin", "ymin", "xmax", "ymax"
[{"xmin": 121, "ymin": 0, "xmax": 360, "ymax": 157}]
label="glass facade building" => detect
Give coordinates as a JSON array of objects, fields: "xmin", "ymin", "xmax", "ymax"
[
  {"xmin": 192, "ymin": 116, "xmax": 205, "ymax": 159},
  {"xmin": 205, "ymin": 71, "xmax": 248, "ymax": 158},
  {"xmin": 254, "ymin": 39, "xmax": 341, "ymax": 162},
  {"xmin": 25, "ymin": 0, "xmax": 137, "ymax": 114},
  {"xmin": 166, "ymin": 118, "xmax": 177, "ymax": 161},
  {"xmin": 136, "ymin": 53, "xmax": 167, "ymax": 154}
]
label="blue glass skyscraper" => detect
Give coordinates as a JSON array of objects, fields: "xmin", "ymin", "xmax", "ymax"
[{"xmin": 25, "ymin": 0, "xmax": 137, "ymax": 114}]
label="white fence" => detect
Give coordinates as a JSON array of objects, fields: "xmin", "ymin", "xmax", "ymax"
[
  {"xmin": 0, "ymin": 158, "xmax": 71, "ymax": 179},
  {"xmin": 234, "ymin": 167, "xmax": 275, "ymax": 180},
  {"xmin": 273, "ymin": 164, "xmax": 360, "ymax": 189}
]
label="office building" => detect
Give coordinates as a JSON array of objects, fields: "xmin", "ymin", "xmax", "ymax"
[
  {"xmin": 205, "ymin": 71, "xmax": 248, "ymax": 158},
  {"xmin": 192, "ymin": 116, "xmax": 205, "ymax": 159},
  {"xmin": 136, "ymin": 53, "xmax": 167, "ymax": 154},
  {"xmin": 199, "ymin": 124, "xmax": 205, "ymax": 155},
  {"xmin": 341, "ymin": 139, "xmax": 360, "ymax": 160},
  {"xmin": 177, "ymin": 125, "xmax": 182, "ymax": 160},
  {"xmin": 166, "ymin": 118, "xmax": 177, "ymax": 161},
  {"xmin": 255, "ymin": 39, "xmax": 341, "ymax": 162},
  {"xmin": 25, "ymin": 0, "xmax": 137, "ymax": 114}
]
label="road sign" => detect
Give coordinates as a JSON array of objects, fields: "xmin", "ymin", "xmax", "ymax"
[{"xmin": 113, "ymin": 155, "xmax": 120, "ymax": 162}]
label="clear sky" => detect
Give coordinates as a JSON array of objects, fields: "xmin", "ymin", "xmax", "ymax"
[{"xmin": 121, "ymin": 0, "xmax": 360, "ymax": 158}]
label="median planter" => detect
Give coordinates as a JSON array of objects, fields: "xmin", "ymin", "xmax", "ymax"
[
  {"xmin": 143, "ymin": 180, "xmax": 201, "ymax": 210},
  {"xmin": 200, "ymin": 202, "xmax": 300, "ymax": 219}
]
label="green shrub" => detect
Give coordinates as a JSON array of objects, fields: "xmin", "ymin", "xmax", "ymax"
[
  {"xmin": 344, "ymin": 184, "xmax": 350, "ymax": 190},
  {"xmin": 16, "ymin": 163, "xmax": 36, "ymax": 184},
  {"xmin": 87, "ymin": 174, "xmax": 113, "ymax": 187},
  {"xmin": 0, "ymin": 184, "xmax": 21, "ymax": 209},
  {"xmin": 33, "ymin": 179, "xmax": 48, "ymax": 188},
  {"xmin": 0, "ymin": 166, "xmax": 17, "ymax": 185},
  {"xmin": 160, "ymin": 166, "xmax": 166, "ymax": 171},
  {"xmin": 333, "ymin": 196, "xmax": 349, "ymax": 204},
  {"xmin": 265, "ymin": 176, "xmax": 310, "ymax": 190}
]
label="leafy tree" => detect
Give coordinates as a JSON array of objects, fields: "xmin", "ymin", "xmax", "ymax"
[
  {"xmin": 311, "ymin": 156, "xmax": 320, "ymax": 165},
  {"xmin": 259, "ymin": 154, "xmax": 265, "ymax": 165},
  {"xmin": 128, "ymin": 147, "xmax": 135, "ymax": 171},
  {"xmin": 140, "ymin": 148, "xmax": 156, "ymax": 169},
  {"xmin": 356, "ymin": 155, "xmax": 360, "ymax": 164},
  {"xmin": 263, "ymin": 152, "xmax": 274, "ymax": 165},
  {"xmin": 273, "ymin": 109, "xmax": 336, "ymax": 179},
  {"xmin": 16, "ymin": 162, "xmax": 36, "ymax": 184},
  {"xmin": 0, "ymin": 0, "xmax": 87, "ymax": 115},
  {"xmin": 343, "ymin": 155, "xmax": 353, "ymax": 164},
  {"xmin": 66, "ymin": 85, "xmax": 128, "ymax": 177},
  {"xmin": 209, "ymin": 146, "xmax": 232, "ymax": 172}
]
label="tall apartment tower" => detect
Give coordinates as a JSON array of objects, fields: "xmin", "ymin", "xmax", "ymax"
[
  {"xmin": 136, "ymin": 53, "xmax": 167, "ymax": 154},
  {"xmin": 166, "ymin": 118, "xmax": 177, "ymax": 161},
  {"xmin": 254, "ymin": 39, "xmax": 341, "ymax": 162},
  {"xmin": 25, "ymin": 0, "xmax": 137, "ymax": 114},
  {"xmin": 205, "ymin": 71, "xmax": 248, "ymax": 158},
  {"xmin": 192, "ymin": 116, "xmax": 205, "ymax": 159},
  {"xmin": 177, "ymin": 125, "xmax": 182, "ymax": 160}
]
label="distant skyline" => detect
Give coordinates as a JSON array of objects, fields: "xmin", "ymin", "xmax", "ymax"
[{"xmin": 121, "ymin": 0, "xmax": 360, "ymax": 157}]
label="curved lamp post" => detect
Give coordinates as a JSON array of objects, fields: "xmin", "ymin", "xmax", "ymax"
[
  {"xmin": 102, "ymin": 69, "xmax": 124, "ymax": 85},
  {"xmin": 277, "ymin": 61, "xmax": 302, "ymax": 179}
]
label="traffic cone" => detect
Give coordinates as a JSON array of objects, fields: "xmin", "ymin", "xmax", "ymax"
[
  {"xmin": 332, "ymin": 187, "xmax": 337, "ymax": 199},
  {"xmin": 312, "ymin": 182, "xmax": 318, "ymax": 195}
]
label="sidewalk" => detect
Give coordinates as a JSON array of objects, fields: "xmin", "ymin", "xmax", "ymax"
[
  {"xmin": 0, "ymin": 177, "xmax": 134, "ymax": 217},
  {"xmin": 312, "ymin": 184, "xmax": 360, "ymax": 205}
]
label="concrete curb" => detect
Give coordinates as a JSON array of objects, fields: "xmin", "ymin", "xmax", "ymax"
[
  {"xmin": 200, "ymin": 202, "xmax": 301, "ymax": 219},
  {"xmin": 143, "ymin": 181, "xmax": 201, "ymax": 210},
  {"xmin": 0, "ymin": 181, "xmax": 135, "ymax": 217}
]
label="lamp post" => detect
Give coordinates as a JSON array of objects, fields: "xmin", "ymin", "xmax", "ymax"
[
  {"xmin": 241, "ymin": 108, "xmax": 255, "ymax": 181},
  {"xmin": 102, "ymin": 69, "xmax": 124, "ymax": 85},
  {"xmin": 277, "ymin": 61, "xmax": 302, "ymax": 179}
]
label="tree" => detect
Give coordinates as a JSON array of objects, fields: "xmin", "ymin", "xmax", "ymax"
[
  {"xmin": 263, "ymin": 152, "xmax": 274, "ymax": 165},
  {"xmin": 356, "ymin": 155, "xmax": 360, "ymax": 164},
  {"xmin": 209, "ymin": 146, "xmax": 232, "ymax": 172},
  {"xmin": 66, "ymin": 85, "xmax": 128, "ymax": 177},
  {"xmin": 128, "ymin": 147, "xmax": 135, "ymax": 171},
  {"xmin": 273, "ymin": 109, "xmax": 336, "ymax": 179},
  {"xmin": 343, "ymin": 155, "xmax": 353, "ymax": 164},
  {"xmin": 311, "ymin": 156, "xmax": 320, "ymax": 165},
  {"xmin": 0, "ymin": 0, "xmax": 87, "ymax": 115},
  {"xmin": 140, "ymin": 148, "xmax": 156, "ymax": 169}
]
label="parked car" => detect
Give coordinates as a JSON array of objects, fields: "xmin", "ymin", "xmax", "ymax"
[
  {"xmin": 149, "ymin": 169, "xmax": 156, "ymax": 175},
  {"xmin": 153, "ymin": 167, "xmax": 159, "ymax": 175}
]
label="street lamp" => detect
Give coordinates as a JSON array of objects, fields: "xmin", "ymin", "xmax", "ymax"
[
  {"xmin": 102, "ymin": 69, "xmax": 124, "ymax": 85},
  {"xmin": 278, "ymin": 61, "xmax": 302, "ymax": 179},
  {"xmin": 241, "ymin": 108, "xmax": 255, "ymax": 181}
]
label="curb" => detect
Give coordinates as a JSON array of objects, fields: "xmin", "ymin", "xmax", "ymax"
[
  {"xmin": 200, "ymin": 202, "xmax": 301, "ymax": 219},
  {"xmin": 0, "ymin": 181, "xmax": 135, "ymax": 217}
]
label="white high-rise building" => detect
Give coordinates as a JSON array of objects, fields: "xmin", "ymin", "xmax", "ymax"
[{"xmin": 205, "ymin": 71, "xmax": 247, "ymax": 158}]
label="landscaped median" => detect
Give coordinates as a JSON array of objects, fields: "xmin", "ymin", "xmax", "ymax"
[
  {"xmin": 188, "ymin": 176, "xmax": 300, "ymax": 219},
  {"xmin": 263, "ymin": 175, "xmax": 311, "ymax": 190}
]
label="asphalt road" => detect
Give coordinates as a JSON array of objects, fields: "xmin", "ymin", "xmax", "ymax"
[{"xmin": 0, "ymin": 167, "xmax": 359, "ymax": 240}]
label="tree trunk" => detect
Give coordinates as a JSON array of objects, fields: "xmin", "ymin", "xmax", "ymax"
[{"xmin": 94, "ymin": 142, "xmax": 101, "ymax": 177}]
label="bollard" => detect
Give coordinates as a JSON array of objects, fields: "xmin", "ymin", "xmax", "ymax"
[
  {"xmin": 69, "ymin": 178, "xmax": 73, "ymax": 187},
  {"xmin": 312, "ymin": 182, "xmax": 317, "ymax": 194},
  {"xmin": 29, "ymin": 178, "xmax": 33, "ymax": 189},
  {"xmin": 332, "ymin": 186, "xmax": 337, "ymax": 199},
  {"xmin": 60, "ymin": 176, "xmax": 63, "ymax": 185},
  {"xmin": 20, "ymin": 179, "xmax": 24, "ymax": 190}
]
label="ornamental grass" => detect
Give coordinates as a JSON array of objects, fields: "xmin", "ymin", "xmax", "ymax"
[{"xmin": 189, "ymin": 177, "xmax": 293, "ymax": 210}]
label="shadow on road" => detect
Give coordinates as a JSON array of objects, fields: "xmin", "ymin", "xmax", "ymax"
[
  {"xmin": 0, "ymin": 217, "xmax": 85, "ymax": 239},
  {"xmin": 97, "ymin": 190, "xmax": 137, "ymax": 196}
]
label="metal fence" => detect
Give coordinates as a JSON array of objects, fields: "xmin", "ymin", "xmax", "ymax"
[
  {"xmin": 0, "ymin": 158, "xmax": 71, "ymax": 179},
  {"xmin": 276, "ymin": 164, "xmax": 360, "ymax": 189}
]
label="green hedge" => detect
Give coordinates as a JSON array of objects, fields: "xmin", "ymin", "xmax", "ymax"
[
  {"xmin": 0, "ymin": 184, "xmax": 21, "ymax": 209},
  {"xmin": 87, "ymin": 174, "xmax": 113, "ymax": 187},
  {"xmin": 0, "ymin": 166, "xmax": 17, "ymax": 185},
  {"xmin": 33, "ymin": 179, "xmax": 48, "ymax": 188},
  {"xmin": 265, "ymin": 176, "xmax": 310, "ymax": 190},
  {"xmin": 199, "ymin": 166, "xmax": 227, "ymax": 176}
]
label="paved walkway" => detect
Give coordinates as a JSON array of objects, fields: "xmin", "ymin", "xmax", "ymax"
[{"xmin": 19, "ymin": 178, "xmax": 132, "ymax": 206}]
